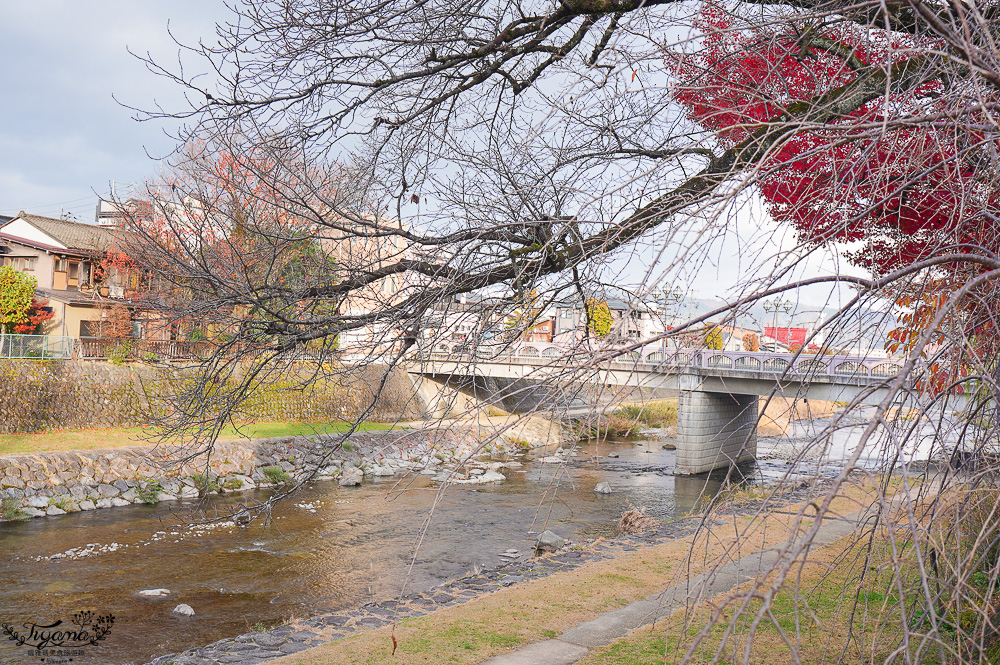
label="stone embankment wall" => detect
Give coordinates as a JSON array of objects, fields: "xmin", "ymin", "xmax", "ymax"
[
  {"xmin": 0, "ymin": 428, "xmax": 514, "ymax": 521},
  {"xmin": 0, "ymin": 360, "xmax": 423, "ymax": 434},
  {"xmin": 0, "ymin": 361, "xmax": 150, "ymax": 433}
]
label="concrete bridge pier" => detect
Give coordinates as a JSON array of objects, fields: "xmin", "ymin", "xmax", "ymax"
[{"xmin": 674, "ymin": 389, "xmax": 758, "ymax": 475}]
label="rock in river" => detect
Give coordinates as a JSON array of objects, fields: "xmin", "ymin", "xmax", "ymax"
[
  {"xmin": 339, "ymin": 469, "xmax": 363, "ymax": 487},
  {"xmin": 173, "ymin": 604, "xmax": 195, "ymax": 617},
  {"xmin": 535, "ymin": 530, "xmax": 565, "ymax": 554},
  {"xmin": 593, "ymin": 481, "xmax": 613, "ymax": 494}
]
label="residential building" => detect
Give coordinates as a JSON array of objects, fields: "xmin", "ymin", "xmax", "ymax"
[
  {"xmin": 524, "ymin": 317, "xmax": 555, "ymax": 343},
  {"xmin": 0, "ymin": 212, "xmax": 163, "ymax": 342},
  {"xmin": 550, "ymin": 295, "xmax": 667, "ymax": 345}
]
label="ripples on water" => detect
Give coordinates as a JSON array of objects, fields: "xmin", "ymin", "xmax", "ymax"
[
  {"xmin": 3, "ymin": 416, "xmax": 914, "ymax": 665},
  {"xmin": 0, "ymin": 438, "xmax": 723, "ymax": 664}
]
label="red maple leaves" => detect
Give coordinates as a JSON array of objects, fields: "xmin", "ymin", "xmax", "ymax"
[
  {"xmin": 12, "ymin": 298, "xmax": 54, "ymax": 334},
  {"xmin": 671, "ymin": 4, "xmax": 995, "ymax": 276}
]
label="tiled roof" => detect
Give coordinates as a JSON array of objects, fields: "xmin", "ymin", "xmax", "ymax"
[
  {"xmin": 35, "ymin": 287, "xmax": 103, "ymax": 306},
  {"xmin": 10, "ymin": 212, "xmax": 114, "ymax": 254}
]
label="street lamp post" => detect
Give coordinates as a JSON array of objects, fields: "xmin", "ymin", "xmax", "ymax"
[
  {"xmin": 653, "ymin": 286, "xmax": 684, "ymax": 348},
  {"xmin": 762, "ymin": 297, "xmax": 793, "ymax": 351}
]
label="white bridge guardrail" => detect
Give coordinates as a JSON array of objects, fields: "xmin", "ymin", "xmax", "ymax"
[{"xmin": 420, "ymin": 343, "xmax": 907, "ymax": 380}]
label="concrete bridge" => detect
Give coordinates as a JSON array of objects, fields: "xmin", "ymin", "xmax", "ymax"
[{"xmin": 409, "ymin": 343, "xmax": 907, "ymax": 475}]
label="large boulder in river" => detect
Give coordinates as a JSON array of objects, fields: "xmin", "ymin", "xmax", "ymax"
[
  {"xmin": 535, "ymin": 530, "xmax": 565, "ymax": 554},
  {"xmin": 173, "ymin": 604, "xmax": 195, "ymax": 616},
  {"xmin": 339, "ymin": 469, "xmax": 363, "ymax": 487},
  {"xmin": 593, "ymin": 481, "xmax": 613, "ymax": 494}
]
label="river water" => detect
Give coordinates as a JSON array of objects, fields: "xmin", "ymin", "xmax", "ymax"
[
  {"xmin": 0, "ymin": 437, "xmax": 729, "ymax": 665},
  {"xmin": 2, "ymin": 410, "xmax": 931, "ymax": 665}
]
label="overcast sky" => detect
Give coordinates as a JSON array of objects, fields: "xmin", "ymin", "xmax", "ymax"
[{"xmin": 0, "ymin": 1, "xmax": 226, "ymax": 221}]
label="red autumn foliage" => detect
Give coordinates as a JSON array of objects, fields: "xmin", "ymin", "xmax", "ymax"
[
  {"xmin": 671, "ymin": 5, "xmax": 997, "ymax": 277},
  {"xmin": 12, "ymin": 298, "xmax": 55, "ymax": 334},
  {"xmin": 672, "ymin": 4, "xmax": 1000, "ymax": 375}
]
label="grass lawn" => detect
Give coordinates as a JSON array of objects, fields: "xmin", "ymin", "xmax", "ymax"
[
  {"xmin": 580, "ymin": 484, "xmax": 992, "ymax": 665},
  {"xmin": 0, "ymin": 421, "xmax": 396, "ymax": 455},
  {"xmin": 578, "ymin": 538, "xmax": 907, "ymax": 665}
]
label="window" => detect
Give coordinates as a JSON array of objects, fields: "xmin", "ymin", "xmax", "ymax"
[
  {"xmin": 68, "ymin": 263, "xmax": 79, "ymax": 280},
  {"xmin": 55, "ymin": 259, "xmax": 68, "ymax": 272},
  {"xmin": 80, "ymin": 320, "xmax": 101, "ymax": 337},
  {"xmin": 10, "ymin": 257, "xmax": 36, "ymax": 271}
]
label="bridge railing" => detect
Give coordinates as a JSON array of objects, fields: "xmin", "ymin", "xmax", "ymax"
[{"xmin": 421, "ymin": 343, "xmax": 906, "ymax": 381}]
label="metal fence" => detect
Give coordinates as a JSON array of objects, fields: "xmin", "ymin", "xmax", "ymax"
[{"xmin": 0, "ymin": 334, "xmax": 74, "ymax": 359}]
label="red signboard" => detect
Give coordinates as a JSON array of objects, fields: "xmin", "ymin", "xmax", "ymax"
[{"xmin": 764, "ymin": 326, "xmax": 807, "ymax": 345}]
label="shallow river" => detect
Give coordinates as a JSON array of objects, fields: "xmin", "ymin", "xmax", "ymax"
[{"xmin": 1, "ymin": 438, "xmax": 729, "ymax": 665}]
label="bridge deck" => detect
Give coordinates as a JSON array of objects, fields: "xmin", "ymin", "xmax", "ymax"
[{"xmin": 414, "ymin": 349, "xmax": 906, "ymax": 400}]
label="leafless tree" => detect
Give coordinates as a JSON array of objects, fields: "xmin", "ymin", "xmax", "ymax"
[{"xmin": 122, "ymin": 0, "xmax": 1000, "ymax": 662}]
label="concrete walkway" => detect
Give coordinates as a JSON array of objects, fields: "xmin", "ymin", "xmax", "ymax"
[{"xmin": 480, "ymin": 502, "xmax": 886, "ymax": 665}]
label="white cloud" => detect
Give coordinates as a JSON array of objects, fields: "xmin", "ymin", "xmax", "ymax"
[{"xmin": 0, "ymin": 0, "xmax": 226, "ymax": 217}]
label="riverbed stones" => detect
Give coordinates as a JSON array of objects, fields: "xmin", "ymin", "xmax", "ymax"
[
  {"xmin": 453, "ymin": 469, "xmax": 505, "ymax": 484},
  {"xmin": 139, "ymin": 589, "xmax": 171, "ymax": 597},
  {"xmin": 173, "ymin": 604, "xmax": 196, "ymax": 617},
  {"xmin": 45, "ymin": 505, "xmax": 66, "ymax": 516},
  {"xmin": 1, "ymin": 475, "xmax": 25, "ymax": 489},
  {"xmin": 536, "ymin": 530, "xmax": 565, "ymax": 554},
  {"xmin": 26, "ymin": 495, "xmax": 48, "ymax": 509},
  {"xmin": 594, "ymin": 481, "xmax": 613, "ymax": 494},
  {"xmin": 338, "ymin": 469, "xmax": 363, "ymax": 487},
  {"xmin": 178, "ymin": 486, "xmax": 199, "ymax": 499},
  {"xmin": 97, "ymin": 483, "xmax": 119, "ymax": 498},
  {"xmin": 143, "ymin": 508, "xmax": 714, "ymax": 665},
  {"xmin": 79, "ymin": 500, "xmax": 95, "ymax": 511}
]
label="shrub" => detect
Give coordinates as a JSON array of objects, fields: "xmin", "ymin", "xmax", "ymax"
[
  {"xmin": 47, "ymin": 496, "xmax": 74, "ymax": 512},
  {"xmin": 192, "ymin": 472, "xmax": 222, "ymax": 496},
  {"xmin": 1, "ymin": 498, "xmax": 26, "ymax": 521},
  {"xmin": 136, "ymin": 480, "xmax": 164, "ymax": 504},
  {"xmin": 107, "ymin": 341, "xmax": 134, "ymax": 366},
  {"xmin": 261, "ymin": 465, "xmax": 291, "ymax": 484},
  {"xmin": 222, "ymin": 476, "xmax": 244, "ymax": 491},
  {"xmin": 613, "ymin": 400, "xmax": 678, "ymax": 428}
]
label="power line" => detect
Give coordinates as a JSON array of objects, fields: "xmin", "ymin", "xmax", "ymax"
[{"xmin": 16, "ymin": 194, "xmax": 99, "ymax": 209}]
